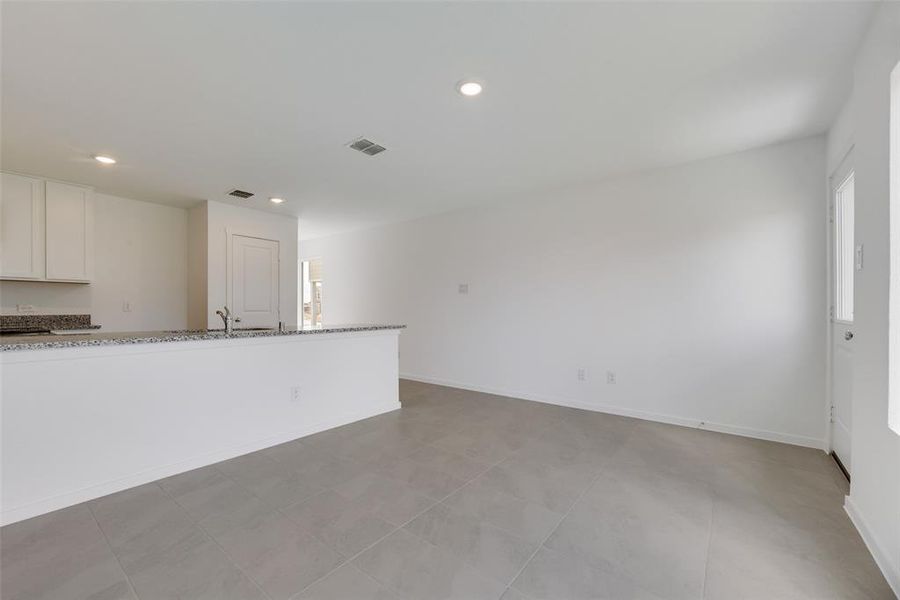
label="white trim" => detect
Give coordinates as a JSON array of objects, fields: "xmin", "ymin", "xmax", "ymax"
[
  {"xmin": 829, "ymin": 144, "xmax": 855, "ymax": 187},
  {"xmin": 889, "ymin": 59, "xmax": 900, "ymax": 436},
  {"xmin": 0, "ymin": 402, "xmax": 400, "ymax": 526},
  {"xmin": 825, "ymin": 168, "xmax": 837, "ymax": 454},
  {"xmin": 401, "ymin": 373, "xmax": 828, "ymax": 451},
  {"xmin": 225, "ymin": 226, "xmax": 233, "ymax": 308},
  {"xmin": 845, "ymin": 496, "xmax": 900, "ymax": 598}
]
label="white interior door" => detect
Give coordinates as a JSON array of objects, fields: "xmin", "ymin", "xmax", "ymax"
[
  {"xmin": 230, "ymin": 234, "xmax": 280, "ymax": 328},
  {"xmin": 830, "ymin": 168, "xmax": 855, "ymax": 475}
]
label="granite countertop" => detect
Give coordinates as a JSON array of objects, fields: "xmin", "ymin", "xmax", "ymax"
[
  {"xmin": 0, "ymin": 324, "xmax": 406, "ymax": 352},
  {"xmin": 0, "ymin": 313, "xmax": 100, "ymax": 333}
]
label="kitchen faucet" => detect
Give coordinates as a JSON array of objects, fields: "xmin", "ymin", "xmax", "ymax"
[{"xmin": 216, "ymin": 306, "xmax": 241, "ymax": 334}]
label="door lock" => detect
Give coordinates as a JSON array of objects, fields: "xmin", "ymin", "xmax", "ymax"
[{"xmin": 844, "ymin": 331, "xmax": 854, "ymax": 341}]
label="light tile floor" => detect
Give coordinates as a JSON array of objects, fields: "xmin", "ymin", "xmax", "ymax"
[{"xmin": 1, "ymin": 380, "xmax": 894, "ymax": 600}]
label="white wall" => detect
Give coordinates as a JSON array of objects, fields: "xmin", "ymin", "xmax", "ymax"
[
  {"xmin": 833, "ymin": 2, "xmax": 900, "ymax": 594},
  {"xmin": 827, "ymin": 91, "xmax": 855, "ymax": 176},
  {"xmin": 302, "ymin": 136, "xmax": 828, "ymax": 448},
  {"xmin": 201, "ymin": 200, "xmax": 299, "ymax": 329},
  {"xmin": 187, "ymin": 202, "xmax": 208, "ymax": 329},
  {"xmin": 0, "ymin": 193, "xmax": 188, "ymax": 331}
]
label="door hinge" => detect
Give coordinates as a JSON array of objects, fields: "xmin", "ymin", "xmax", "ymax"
[{"xmin": 830, "ymin": 405, "xmax": 835, "ymax": 423}]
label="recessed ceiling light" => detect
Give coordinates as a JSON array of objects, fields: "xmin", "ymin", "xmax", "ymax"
[
  {"xmin": 93, "ymin": 155, "xmax": 116, "ymax": 165},
  {"xmin": 457, "ymin": 81, "xmax": 483, "ymax": 97},
  {"xmin": 269, "ymin": 197, "xmax": 284, "ymax": 204}
]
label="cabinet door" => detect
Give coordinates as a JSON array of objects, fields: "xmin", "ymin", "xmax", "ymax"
[
  {"xmin": 45, "ymin": 181, "xmax": 93, "ymax": 282},
  {"xmin": 0, "ymin": 173, "xmax": 45, "ymax": 279}
]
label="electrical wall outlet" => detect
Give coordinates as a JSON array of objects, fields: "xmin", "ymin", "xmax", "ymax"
[
  {"xmin": 122, "ymin": 301, "xmax": 132, "ymax": 313},
  {"xmin": 606, "ymin": 371, "xmax": 617, "ymax": 385},
  {"xmin": 16, "ymin": 304, "xmax": 35, "ymax": 313},
  {"xmin": 458, "ymin": 283, "xmax": 469, "ymax": 295},
  {"xmin": 577, "ymin": 368, "xmax": 586, "ymax": 381},
  {"xmin": 290, "ymin": 386, "xmax": 301, "ymax": 403}
]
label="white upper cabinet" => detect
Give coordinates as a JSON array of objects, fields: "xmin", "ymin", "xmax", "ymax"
[
  {"xmin": 45, "ymin": 181, "xmax": 93, "ymax": 282},
  {"xmin": 1, "ymin": 173, "xmax": 46, "ymax": 279},
  {"xmin": 0, "ymin": 173, "xmax": 94, "ymax": 283}
]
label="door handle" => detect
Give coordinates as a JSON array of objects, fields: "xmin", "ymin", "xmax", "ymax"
[{"xmin": 844, "ymin": 331, "xmax": 854, "ymax": 341}]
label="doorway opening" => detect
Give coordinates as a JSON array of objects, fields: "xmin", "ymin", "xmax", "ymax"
[{"xmin": 301, "ymin": 258, "xmax": 323, "ymax": 327}]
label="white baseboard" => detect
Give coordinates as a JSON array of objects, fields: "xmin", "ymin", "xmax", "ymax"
[
  {"xmin": 401, "ymin": 372, "xmax": 827, "ymax": 451},
  {"xmin": 0, "ymin": 402, "xmax": 400, "ymax": 526},
  {"xmin": 845, "ymin": 497, "xmax": 900, "ymax": 598}
]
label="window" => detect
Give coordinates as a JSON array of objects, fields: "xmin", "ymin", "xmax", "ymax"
[
  {"xmin": 889, "ymin": 59, "xmax": 900, "ymax": 435},
  {"xmin": 834, "ymin": 171, "xmax": 856, "ymax": 323}
]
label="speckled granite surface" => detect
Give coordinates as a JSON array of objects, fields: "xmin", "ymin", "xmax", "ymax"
[
  {"xmin": 0, "ymin": 314, "xmax": 100, "ymax": 331},
  {"xmin": 0, "ymin": 324, "xmax": 405, "ymax": 352}
]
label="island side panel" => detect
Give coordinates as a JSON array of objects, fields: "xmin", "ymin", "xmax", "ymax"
[{"xmin": 0, "ymin": 330, "xmax": 401, "ymax": 525}]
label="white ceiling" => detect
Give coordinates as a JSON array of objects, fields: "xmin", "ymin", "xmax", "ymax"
[{"xmin": 1, "ymin": 1, "xmax": 875, "ymax": 239}]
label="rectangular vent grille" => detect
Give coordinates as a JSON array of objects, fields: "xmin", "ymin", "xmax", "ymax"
[
  {"xmin": 228, "ymin": 189, "xmax": 254, "ymax": 199},
  {"xmin": 348, "ymin": 138, "xmax": 387, "ymax": 156}
]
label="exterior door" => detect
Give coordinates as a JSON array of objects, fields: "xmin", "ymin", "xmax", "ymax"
[
  {"xmin": 230, "ymin": 234, "xmax": 280, "ymax": 328},
  {"xmin": 830, "ymin": 168, "xmax": 855, "ymax": 476}
]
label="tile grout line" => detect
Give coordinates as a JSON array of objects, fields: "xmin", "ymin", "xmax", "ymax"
[
  {"xmin": 346, "ymin": 562, "xmax": 405, "ymax": 595},
  {"xmin": 389, "ymin": 405, "xmax": 603, "ymax": 595},
  {"xmin": 213, "ymin": 446, "xmax": 395, "ymax": 596},
  {"xmin": 154, "ymin": 481, "xmax": 275, "ymax": 600},
  {"xmin": 85, "ymin": 501, "xmax": 143, "ymax": 600},
  {"xmin": 86, "ymin": 413, "xmax": 413, "ymax": 600},
  {"xmin": 318, "ymin": 405, "xmax": 591, "ymax": 598},
  {"xmin": 385, "ymin": 390, "xmax": 871, "ymax": 597},
  {"xmin": 284, "ymin": 511, "xmax": 415, "ymax": 598},
  {"xmin": 201, "ymin": 403, "xmax": 471, "ymax": 599},
  {"xmin": 285, "ymin": 449, "xmax": 513, "ymax": 600},
  {"xmin": 699, "ymin": 487, "xmax": 719, "ymax": 600},
  {"xmin": 142, "ymin": 401, "xmax": 584, "ymax": 599},
  {"xmin": 8, "ymin": 388, "xmax": 870, "ymax": 599},
  {"xmin": 496, "ymin": 418, "xmax": 619, "ymax": 598},
  {"xmin": 401, "ymin": 435, "xmax": 585, "ymax": 559},
  {"xmin": 277, "ymin": 429, "xmax": 458, "ymax": 598},
  {"xmin": 80, "ymin": 395, "xmax": 555, "ymax": 600},
  {"xmin": 40, "ymin": 412, "xmax": 417, "ymax": 600}
]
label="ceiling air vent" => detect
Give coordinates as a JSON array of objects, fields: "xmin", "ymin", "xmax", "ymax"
[
  {"xmin": 348, "ymin": 138, "xmax": 387, "ymax": 156},
  {"xmin": 227, "ymin": 189, "xmax": 254, "ymax": 199}
]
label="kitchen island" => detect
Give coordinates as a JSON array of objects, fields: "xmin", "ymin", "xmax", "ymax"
[{"xmin": 0, "ymin": 324, "xmax": 404, "ymax": 525}]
